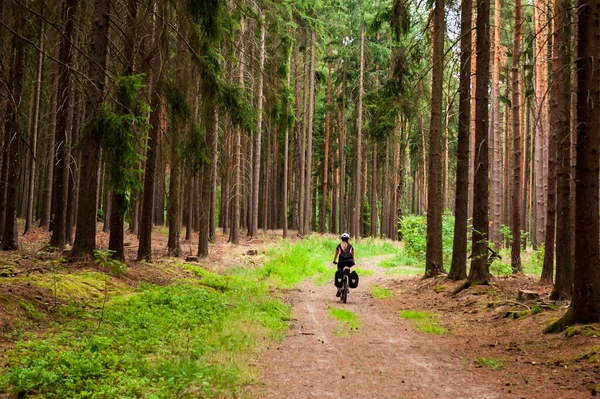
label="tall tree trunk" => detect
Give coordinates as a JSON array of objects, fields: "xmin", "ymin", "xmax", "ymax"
[
  {"xmin": 352, "ymin": 20, "xmax": 365, "ymax": 238},
  {"xmin": 24, "ymin": 15, "xmax": 45, "ymax": 235},
  {"xmin": 553, "ymin": 0, "xmax": 600, "ymax": 327},
  {"xmin": 209, "ymin": 112, "xmax": 219, "ymax": 240},
  {"xmin": 449, "ymin": 0, "xmax": 472, "ymax": 281},
  {"xmin": 321, "ymin": 43, "xmax": 333, "ymax": 234},
  {"xmin": 490, "ymin": 0, "xmax": 502, "ymax": 248},
  {"xmin": 425, "ymin": 0, "xmax": 446, "ymax": 277},
  {"xmin": 40, "ymin": 75, "xmax": 58, "ymax": 231},
  {"xmin": 249, "ymin": 15, "xmax": 265, "ymax": 237},
  {"xmin": 282, "ymin": 46, "xmax": 291, "ymax": 238},
  {"xmin": 533, "ymin": 0, "xmax": 549, "ymax": 249},
  {"xmin": 137, "ymin": 1, "xmax": 167, "ymax": 261},
  {"xmin": 303, "ymin": 29, "xmax": 316, "ymax": 235},
  {"xmin": 198, "ymin": 102, "xmax": 217, "ymax": 257},
  {"xmin": 338, "ymin": 86, "xmax": 346, "ymax": 234},
  {"xmin": 468, "ymin": 0, "xmax": 492, "ymax": 285},
  {"xmin": 0, "ymin": 3, "xmax": 26, "ymax": 250},
  {"xmin": 167, "ymin": 127, "xmax": 182, "ymax": 257},
  {"xmin": 511, "ymin": 0, "xmax": 524, "ymax": 274},
  {"xmin": 49, "ymin": 0, "xmax": 78, "ymax": 250},
  {"xmin": 229, "ymin": 20, "xmax": 244, "ymax": 244},
  {"xmin": 550, "ymin": 0, "xmax": 572, "ymax": 299}
]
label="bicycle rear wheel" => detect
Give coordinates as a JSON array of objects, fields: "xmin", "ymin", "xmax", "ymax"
[{"xmin": 341, "ymin": 277, "xmax": 348, "ymax": 303}]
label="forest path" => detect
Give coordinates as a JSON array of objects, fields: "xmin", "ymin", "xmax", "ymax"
[{"xmin": 254, "ymin": 255, "xmax": 503, "ymax": 399}]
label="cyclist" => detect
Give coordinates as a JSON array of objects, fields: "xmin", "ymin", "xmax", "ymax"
[{"xmin": 333, "ymin": 233, "xmax": 355, "ymax": 297}]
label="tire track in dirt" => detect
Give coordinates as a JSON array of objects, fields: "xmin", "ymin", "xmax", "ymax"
[{"xmin": 254, "ymin": 255, "xmax": 503, "ymax": 398}]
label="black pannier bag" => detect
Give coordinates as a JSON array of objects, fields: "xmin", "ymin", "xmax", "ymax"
[
  {"xmin": 349, "ymin": 271, "xmax": 359, "ymax": 288},
  {"xmin": 334, "ymin": 269, "xmax": 344, "ymax": 288}
]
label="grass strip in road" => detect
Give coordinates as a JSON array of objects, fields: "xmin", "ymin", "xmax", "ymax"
[
  {"xmin": 474, "ymin": 357, "xmax": 504, "ymax": 370},
  {"xmin": 370, "ymin": 285, "xmax": 393, "ymax": 298},
  {"xmin": 329, "ymin": 307, "xmax": 361, "ymax": 337},
  {"xmin": 399, "ymin": 310, "xmax": 449, "ymax": 335}
]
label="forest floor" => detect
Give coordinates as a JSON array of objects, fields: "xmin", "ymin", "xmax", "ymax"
[{"xmin": 1, "ymin": 227, "xmax": 599, "ymax": 398}]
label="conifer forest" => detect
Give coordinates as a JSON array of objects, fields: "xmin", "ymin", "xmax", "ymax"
[{"xmin": 1, "ymin": 0, "xmax": 600, "ymax": 397}]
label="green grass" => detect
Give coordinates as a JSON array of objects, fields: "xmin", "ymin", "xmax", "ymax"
[
  {"xmin": 399, "ymin": 310, "xmax": 449, "ymax": 335},
  {"xmin": 370, "ymin": 285, "xmax": 393, "ymax": 298},
  {"xmin": 474, "ymin": 357, "xmax": 505, "ymax": 370},
  {"xmin": 0, "ymin": 236, "xmax": 397, "ymax": 398},
  {"xmin": 1, "ymin": 269, "xmax": 290, "ymax": 398},
  {"xmin": 329, "ymin": 307, "xmax": 361, "ymax": 337}
]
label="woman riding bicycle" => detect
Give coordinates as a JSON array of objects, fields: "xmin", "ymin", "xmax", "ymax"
[{"xmin": 333, "ymin": 233, "xmax": 355, "ymax": 297}]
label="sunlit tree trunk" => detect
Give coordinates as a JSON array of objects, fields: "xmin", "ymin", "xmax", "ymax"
[{"xmin": 303, "ymin": 28, "xmax": 316, "ymax": 235}]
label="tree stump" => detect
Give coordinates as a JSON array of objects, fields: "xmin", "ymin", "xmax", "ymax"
[{"xmin": 517, "ymin": 290, "xmax": 540, "ymax": 301}]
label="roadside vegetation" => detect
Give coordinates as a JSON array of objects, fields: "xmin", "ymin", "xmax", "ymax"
[{"xmin": 0, "ymin": 235, "xmax": 396, "ymax": 398}]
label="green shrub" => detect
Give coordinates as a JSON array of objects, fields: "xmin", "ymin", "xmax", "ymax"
[{"xmin": 399, "ymin": 213, "xmax": 455, "ymax": 264}]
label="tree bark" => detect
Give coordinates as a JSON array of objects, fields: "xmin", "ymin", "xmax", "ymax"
[
  {"xmin": 533, "ymin": 0, "xmax": 549, "ymax": 249},
  {"xmin": 449, "ymin": 0, "xmax": 472, "ymax": 281},
  {"xmin": 490, "ymin": 0, "xmax": 502, "ymax": 248},
  {"xmin": 49, "ymin": 0, "xmax": 78, "ymax": 250},
  {"xmin": 249, "ymin": 14, "xmax": 265, "ymax": 237},
  {"xmin": 511, "ymin": 0, "xmax": 524, "ymax": 274},
  {"xmin": 303, "ymin": 29, "xmax": 316, "ymax": 235},
  {"xmin": 425, "ymin": 0, "xmax": 445, "ymax": 278},
  {"xmin": 353, "ymin": 20, "xmax": 365, "ymax": 238},
  {"xmin": 229, "ymin": 20, "xmax": 244, "ymax": 244},
  {"xmin": 468, "ymin": 0, "xmax": 491, "ymax": 285},
  {"xmin": 558, "ymin": 0, "xmax": 600, "ymax": 326},
  {"xmin": 137, "ymin": 0, "xmax": 167, "ymax": 261},
  {"xmin": 0, "ymin": 3, "xmax": 26, "ymax": 251},
  {"xmin": 321, "ymin": 43, "xmax": 333, "ymax": 234},
  {"xmin": 24, "ymin": 14, "xmax": 45, "ymax": 235},
  {"xmin": 550, "ymin": 0, "xmax": 572, "ymax": 300}
]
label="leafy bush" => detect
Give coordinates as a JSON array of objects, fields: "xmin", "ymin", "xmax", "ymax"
[{"xmin": 399, "ymin": 213, "xmax": 455, "ymax": 264}]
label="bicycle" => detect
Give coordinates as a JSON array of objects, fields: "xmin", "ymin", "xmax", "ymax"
[{"xmin": 333, "ymin": 262, "xmax": 351, "ymax": 303}]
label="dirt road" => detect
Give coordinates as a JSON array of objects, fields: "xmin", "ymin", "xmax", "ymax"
[{"xmin": 255, "ymin": 256, "xmax": 505, "ymax": 399}]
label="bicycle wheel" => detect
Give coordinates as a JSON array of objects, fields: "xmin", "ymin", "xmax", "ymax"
[{"xmin": 341, "ymin": 277, "xmax": 348, "ymax": 303}]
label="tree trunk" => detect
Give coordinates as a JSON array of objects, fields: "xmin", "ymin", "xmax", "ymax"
[
  {"xmin": 353, "ymin": 20, "xmax": 365, "ymax": 238},
  {"xmin": 449, "ymin": 0, "xmax": 472, "ymax": 281},
  {"xmin": 550, "ymin": 0, "xmax": 572, "ymax": 300},
  {"xmin": 0, "ymin": 3, "xmax": 26, "ymax": 250},
  {"xmin": 555, "ymin": 0, "xmax": 600, "ymax": 326},
  {"xmin": 167, "ymin": 128, "xmax": 182, "ymax": 257},
  {"xmin": 425, "ymin": 0, "xmax": 445, "ymax": 278},
  {"xmin": 303, "ymin": 29, "xmax": 316, "ymax": 235},
  {"xmin": 198, "ymin": 102, "xmax": 217, "ymax": 257},
  {"xmin": 49, "ymin": 0, "xmax": 78, "ymax": 250},
  {"xmin": 321, "ymin": 43, "xmax": 333, "ymax": 234},
  {"xmin": 40, "ymin": 75, "xmax": 58, "ymax": 231},
  {"xmin": 249, "ymin": 15, "xmax": 265, "ymax": 238},
  {"xmin": 511, "ymin": 0, "xmax": 524, "ymax": 274},
  {"xmin": 230, "ymin": 20, "xmax": 244, "ymax": 244},
  {"xmin": 137, "ymin": 1, "xmax": 167, "ymax": 261},
  {"xmin": 209, "ymin": 112, "xmax": 219, "ymax": 240},
  {"xmin": 490, "ymin": 0, "xmax": 502, "ymax": 248},
  {"xmin": 533, "ymin": 0, "xmax": 549, "ymax": 249},
  {"xmin": 25, "ymin": 15, "xmax": 45, "ymax": 235},
  {"xmin": 468, "ymin": 0, "xmax": 492, "ymax": 285}
]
